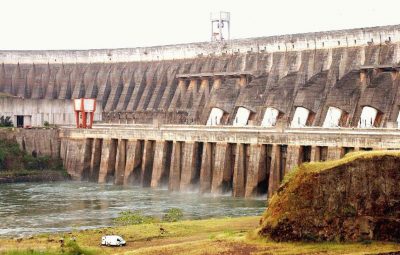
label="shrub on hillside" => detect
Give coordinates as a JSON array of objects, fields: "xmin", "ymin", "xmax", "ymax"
[{"xmin": 162, "ymin": 208, "xmax": 184, "ymax": 222}]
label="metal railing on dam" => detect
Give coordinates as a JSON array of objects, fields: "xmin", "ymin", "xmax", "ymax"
[{"xmin": 59, "ymin": 124, "xmax": 400, "ymax": 198}]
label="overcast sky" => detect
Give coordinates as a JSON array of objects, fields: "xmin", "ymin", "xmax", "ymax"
[{"xmin": 1, "ymin": 0, "xmax": 400, "ymax": 50}]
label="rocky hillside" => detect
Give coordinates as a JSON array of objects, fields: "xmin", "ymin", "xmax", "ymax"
[{"xmin": 259, "ymin": 151, "xmax": 400, "ymax": 242}]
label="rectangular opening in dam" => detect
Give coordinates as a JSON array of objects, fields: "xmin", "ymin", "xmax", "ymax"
[
  {"xmin": 142, "ymin": 140, "xmax": 156, "ymax": 187},
  {"xmin": 279, "ymin": 145, "xmax": 287, "ymax": 182},
  {"xmin": 300, "ymin": 146, "xmax": 312, "ymax": 163},
  {"xmin": 160, "ymin": 141, "xmax": 173, "ymax": 187},
  {"xmin": 257, "ymin": 144, "xmax": 272, "ymax": 195}
]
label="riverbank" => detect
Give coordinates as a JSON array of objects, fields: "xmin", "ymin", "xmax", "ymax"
[
  {"xmin": 0, "ymin": 170, "xmax": 67, "ymax": 183},
  {"xmin": 1, "ymin": 216, "xmax": 399, "ymax": 255}
]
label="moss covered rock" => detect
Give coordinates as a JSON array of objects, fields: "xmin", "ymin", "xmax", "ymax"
[{"xmin": 259, "ymin": 151, "xmax": 400, "ymax": 242}]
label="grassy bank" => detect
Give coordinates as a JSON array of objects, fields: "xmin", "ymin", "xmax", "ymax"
[
  {"xmin": 1, "ymin": 217, "xmax": 399, "ymax": 255},
  {"xmin": 0, "ymin": 138, "xmax": 67, "ymax": 183}
]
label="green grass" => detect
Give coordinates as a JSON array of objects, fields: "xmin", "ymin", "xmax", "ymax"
[
  {"xmin": 1, "ymin": 217, "xmax": 399, "ymax": 255},
  {"xmin": 283, "ymin": 150, "xmax": 400, "ymax": 185}
]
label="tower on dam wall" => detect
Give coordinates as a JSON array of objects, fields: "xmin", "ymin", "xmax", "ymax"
[
  {"xmin": 3, "ymin": 25, "xmax": 400, "ymax": 198},
  {"xmin": 1, "ymin": 24, "xmax": 400, "ymax": 128}
]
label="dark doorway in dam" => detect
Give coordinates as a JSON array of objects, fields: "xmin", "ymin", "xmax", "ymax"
[
  {"xmin": 160, "ymin": 141, "xmax": 173, "ymax": 186},
  {"xmin": 343, "ymin": 147, "xmax": 355, "ymax": 155},
  {"xmin": 360, "ymin": 147, "xmax": 373, "ymax": 151},
  {"xmin": 221, "ymin": 143, "xmax": 236, "ymax": 193},
  {"xmin": 106, "ymin": 139, "xmax": 118, "ymax": 183},
  {"xmin": 192, "ymin": 142, "xmax": 204, "ymax": 185},
  {"xmin": 90, "ymin": 139, "xmax": 102, "ymax": 182},
  {"xmin": 257, "ymin": 144, "xmax": 272, "ymax": 195},
  {"xmin": 279, "ymin": 145, "xmax": 287, "ymax": 182},
  {"xmin": 131, "ymin": 140, "xmax": 144, "ymax": 186},
  {"xmin": 317, "ymin": 146, "xmax": 328, "ymax": 161},
  {"xmin": 301, "ymin": 146, "xmax": 312, "ymax": 163},
  {"xmin": 142, "ymin": 140, "xmax": 156, "ymax": 187},
  {"xmin": 16, "ymin": 115, "xmax": 24, "ymax": 128}
]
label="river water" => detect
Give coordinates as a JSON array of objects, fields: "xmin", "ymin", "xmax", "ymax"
[{"xmin": 0, "ymin": 182, "xmax": 266, "ymax": 237}]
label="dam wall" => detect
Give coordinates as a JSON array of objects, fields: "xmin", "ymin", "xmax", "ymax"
[
  {"xmin": 59, "ymin": 125, "xmax": 400, "ymax": 197},
  {"xmin": 1, "ymin": 25, "xmax": 400, "ymax": 128}
]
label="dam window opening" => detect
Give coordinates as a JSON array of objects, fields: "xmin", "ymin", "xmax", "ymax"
[
  {"xmin": 221, "ymin": 143, "xmax": 236, "ymax": 194},
  {"xmin": 358, "ymin": 106, "xmax": 382, "ymax": 128},
  {"xmin": 290, "ymin": 107, "xmax": 314, "ymax": 128},
  {"xmin": 256, "ymin": 144, "xmax": 272, "ymax": 196},
  {"xmin": 278, "ymin": 45, "xmax": 281, "ymax": 50},
  {"xmin": 354, "ymin": 39, "xmax": 357, "ymax": 45},
  {"xmin": 316, "ymin": 146, "xmax": 328, "ymax": 161},
  {"xmin": 142, "ymin": 140, "xmax": 156, "ymax": 187},
  {"xmin": 343, "ymin": 147, "xmax": 355, "ymax": 155},
  {"xmin": 292, "ymin": 44, "xmax": 295, "ymax": 49},
  {"xmin": 300, "ymin": 146, "xmax": 312, "ymax": 163},
  {"xmin": 360, "ymin": 147, "xmax": 373, "ymax": 151},
  {"xmin": 261, "ymin": 107, "xmax": 280, "ymax": 127},
  {"xmin": 206, "ymin": 107, "xmax": 224, "ymax": 126},
  {"xmin": 396, "ymin": 110, "xmax": 400, "ymax": 128},
  {"xmin": 323, "ymin": 106, "xmax": 344, "ymax": 128},
  {"xmin": 16, "ymin": 115, "xmax": 24, "ymax": 128},
  {"xmin": 160, "ymin": 141, "xmax": 174, "ymax": 187},
  {"xmin": 233, "ymin": 107, "xmax": 252, "ymax": 127},
  {"xmin": 192, "ymin": 142, "xmax": 204, "ymax": 186},
  {"xmin": 322, "ymin": 42, "xmax": 325, "ymax": 47}
]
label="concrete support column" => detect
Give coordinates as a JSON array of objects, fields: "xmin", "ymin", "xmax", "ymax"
[
  {"xmin": 211, "ymin": 143, "xmax": 229, "ymax": 194},
  {"xmin": 244, "ymin": 144, "xmax": 266, "ymax": 197},
  {"xmin": 180, "ymin": 142, "xmax": 199, "ymax": 191},
  {"xmin": 114, "ymin": 139, "xmax": 127, "ymax": 185},
  {"xmin": 123, "ymin": 140, "xmax": 142, "ymax": 185},
  {"xmin": 89, "ymin": 138, "xmax": 102, "ymax": 182},
  {"xmin": 310, "ymin": 146, "xmax": 320, "ymax": 162},
  {"xmin": 169, "ymin": 141, "xmax": 183, "ymax": 192},
  {"xmin": 327, "ymin": 146, "xmax": 343, "ymax": 161},
  {"xmin": 141, "ymin": 140, "xmax": 155, "ymax": 187},
  {"xmin": 268, "ymin": 144, "xmax": 281, "ymax": 198},
  {"xmin": 98, "ymin": 139, "xmax": 117, "ymax": 184},
  {"xmin": 151, "ymin": 141, "xmax": 168, "ymax": 188},
  {"xmin": 233, "ymin": 144, "xmax": 248, "ymax": 197},
  {"xmin": 200, "ymin": 142, "xmax": 215, "ymax": 193},
  {"xmin": 285, "ymin": 145, "xmax": 301, "ymax": 174}
]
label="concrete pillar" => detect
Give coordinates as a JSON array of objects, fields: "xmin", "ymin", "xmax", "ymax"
[
  {"xmin": 310, "ymin": 146, "xmax": 320, "ymax": 162},
  {"xmin": 123, "ymin": 140, "xmax": 142, "ymax": 185},
  {"xmin": 285, "ymin": 145, "xmax": 301, "ymax": 174},
  {"xmin": 98, "ymin": 139, "xmax": 118, "ymax": 184},
  {"xmin": 169, "ymin": 141, "xmax": 183, "ymax": 192},
  {"xmin": 89, "ymin": 138, "xmax": 102, "ymax": 182},
  {"xmin": 200, "ymin": 142, "xmax": 215, "ymax": 193},
  {"xmin": 327, "ymin": 146, "xmax": 343, "ymax": 160},
  {"xmin": 151, "ymin": 141, "xmax": 168, "ymax": 188},
  {"xmin": 141, "ymin": 140, "xmax": 155, "ymax": 187},
  {"xmin": 245, "ymin": 144, "xmax": 266, "ymax": 197},
  {"xmin": 268, "ymin": 144, "xmax": 281, "ymax": 198},
  {"xmin": 180, "ymin": 142, "xmax": 200, "ymax": 191},
  {"xmin": 211, "ymin": 143, "xmax": 229, "ymax": 194},
  {"xmin": 233, "ymin": 144, "xmax": 248, "ymax": 197},
  {"xmin": 114, "ymin": 139, "xmax": 127, "ymax": 185}
]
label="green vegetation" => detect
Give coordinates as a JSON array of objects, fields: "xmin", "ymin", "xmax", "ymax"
[
  {"xmin": 114, "ymin": 210, "xmax": 158, "ymax": 226},
  {"xmin": 0, "ymin": 116, "xmax": 13, "ymax": 127},
  {"xmin": 282, "ymin": 150, "xmax": 400, "ymax": 186},
  {"xmin": 162, "ymin": 208, "xmax": 184, "ymax": 222},
  {"xmin": 1, "ymin": 217, "xmax": 399, "ymax": 255},
  {"xmin": 114, "ymin": 208, "xmax": 184, "ymax": 226}
]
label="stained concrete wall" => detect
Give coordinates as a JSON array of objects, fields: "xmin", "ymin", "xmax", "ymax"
[
  {"xmin": 59, "ymin": 125, "xmax": 400, "ymax": 197},
  {"xmin": 1, "ymin": 25, "xmax": 400, "ymax": 127},
  {"xmin": 0, "ymin": 98, "xmax": 102, "ymax": 126}
]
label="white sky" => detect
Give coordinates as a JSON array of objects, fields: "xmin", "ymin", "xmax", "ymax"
[{"xmin": 1, "ymin": 0, "xmax": 400, "ymax": 50}]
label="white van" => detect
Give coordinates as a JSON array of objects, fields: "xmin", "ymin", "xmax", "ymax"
[{"xmin": 101, "ymin": 235, "xmax": 126, "ymax": 246}]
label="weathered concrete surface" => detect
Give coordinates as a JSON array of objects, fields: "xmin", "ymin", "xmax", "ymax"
[
  {"xmin": 1, "ymin": 25, "xmax": 400, "ymax": 128},
  {"xmin": 58, "ymin": 125, "xmax": 400, "ymax": 196},
  {"xmin": 259, "ymin": 153, "xmax": 400, "ymax": 242}
]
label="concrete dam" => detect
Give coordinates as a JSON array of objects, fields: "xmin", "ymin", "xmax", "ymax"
[{"xmin": 2, "ymin": 24, "xmax": 400, "ymax": 197}]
